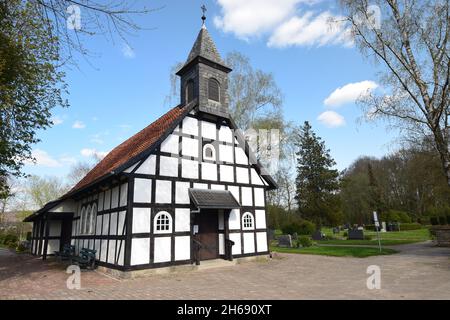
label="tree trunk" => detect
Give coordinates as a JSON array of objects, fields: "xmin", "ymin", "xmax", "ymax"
[{"xmin": 433, "ymin": 128, "xmax": 450, "ymax": 188}]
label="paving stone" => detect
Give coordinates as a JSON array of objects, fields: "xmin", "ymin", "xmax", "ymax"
[{"xmin": 0, "ymin": 243, "xmax": 449, "ymax": 299}]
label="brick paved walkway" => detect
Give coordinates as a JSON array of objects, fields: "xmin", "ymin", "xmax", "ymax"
[{"xmin": 0, "ymin": 242, "xmax": 449, "ymax": 300}]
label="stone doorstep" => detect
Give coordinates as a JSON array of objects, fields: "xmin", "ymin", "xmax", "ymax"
[{"xmin": 96, "ymin": 255, "xmax": 270, "ymax": 280}]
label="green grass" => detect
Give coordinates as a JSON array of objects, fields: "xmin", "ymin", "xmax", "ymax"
[
  {"xmin": 317, "ymin": 239, "xmax": 420, "ymax": 246},
  {"xmin": 320, "ymin": 227, "xmax": 431, "ymax": 245},
  {"xmin": 270, "ymin": 245, "xmax": 398, "ymax": 258}
]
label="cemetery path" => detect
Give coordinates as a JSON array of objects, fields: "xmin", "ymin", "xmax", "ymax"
[{"xmin": 0, "ymin": 242, "xmax": 449, "ymax": 299}]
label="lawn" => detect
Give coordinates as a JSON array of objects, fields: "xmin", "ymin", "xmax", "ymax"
[
  {"xmin": 270, "ymin": 245, "xmax": 398, "ymax": 258},
  {"xmin": 319, "ymin": 227, "xmax": 431, "ymax": 245}
]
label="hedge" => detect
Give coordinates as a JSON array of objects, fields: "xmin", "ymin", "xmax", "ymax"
[
  {"xmin": 398, "ymin": 223, "xmax": 422, "ymax": 231},
  {"xmin": 281, "ymin": 219, "xmax": 316, "ymax": 236}
]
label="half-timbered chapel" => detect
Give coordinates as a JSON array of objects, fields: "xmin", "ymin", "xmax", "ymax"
[{"xmin": 24, "ymin": 19, "xmax": 277, "ymax": 272}]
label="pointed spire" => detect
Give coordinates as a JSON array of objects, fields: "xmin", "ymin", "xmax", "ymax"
[
  {"xmin": 184, "ymin": 27, "xmax": 225, "ymax": 66},
  {"xmin": 176, "ymin": 9, "xmax": 231, "ymax": 76}
]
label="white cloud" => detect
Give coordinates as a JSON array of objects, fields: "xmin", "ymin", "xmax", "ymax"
[
  {"xmin": 81, "ymin": 148, "xmax": 108, "ymax": 160},
  {"xmin": 268, "ymin": 11, "xmax": 353, "ymax": 48},
  {"xmin": 324, "ymin": 80, "xmax": 379, "ymax": 107},
  {"xmin": 51, "ymin": 115, "xmax": 64, "ymax": 125},
  {"xmin": 317, "ymin": 111, "xmax": 346, "ymax": 128},
  {"xmin": 214, "ymin": 0, "xmax": 351, "ymax": 48},
  {"xmin": 90, "ymin": 138, "xmax": 104, "ymax": 145},
  {"xmin": 72, "ymin": 120, "xmax": 86, "ymax": 129},
  {"xmin": 214, "ymin": 0, "xmax": 304, "ymax": 39},
  {"xmin": 60, "ymin": 156, "xmax": 77, "ymax": 165},
  {"xmin": 122, "ymin": 43, "xmax": 135, "ymax": 59},
  {"xmin": 26, "ymin": 149, "xmax": 62, "ymax": 167}
]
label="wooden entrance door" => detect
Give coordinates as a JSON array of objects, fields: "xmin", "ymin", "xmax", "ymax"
[
  {"xmin": 60, "ymin": 219, "xmax": 72, "ymax": 251},
  {"xmin": 194, "ymin": 211, "xmax": 219, "ymax": 261}
]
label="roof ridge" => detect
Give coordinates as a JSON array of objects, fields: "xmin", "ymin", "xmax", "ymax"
[{"xmin": 67, "ymin": 104, "xmax": 187, "ymax": 195}]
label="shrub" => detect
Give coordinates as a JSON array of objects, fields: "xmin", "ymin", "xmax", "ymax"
[
  {"xmin": 343, "ymin": 231, "xmax": 348, "ymax": 237},
  {"xmin": 398, "ymin": 223, "xmax": 422, "ymax": 231},
  {"xmin": 281, "ymin": 219, "xmax": 316, "ymax": 236},
  {"xmin": 3, "ymin": 234, "xmax": 18, "ymax": 246},
  {"xmin": 430, "ymin": 217, "xmax": 439, "ymax": 225},
  {"xmin": 382, "ymin": 210, "xmax": 412, "ymax": 223},
  {"xmin": 364, "ymin": 235, "xmax": 373, "ymax": 241},
  {"xmin": 298, "ymin": 236, "xmax": 312, "ymax": 248},
  {"xmin": 16, "ymin": 241, "xmax": 29, "ymax": 253}
]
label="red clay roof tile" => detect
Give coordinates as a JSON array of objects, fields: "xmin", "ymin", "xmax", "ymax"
[{"xmin": 69, "ymin": 105, "xmax": 186, "ymax": 194}]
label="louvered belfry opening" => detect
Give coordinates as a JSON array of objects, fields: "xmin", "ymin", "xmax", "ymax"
[
  {"xmin": 208, "ymin": 78, "xmax": 220, "ymax": 102},
  {"xmin": 186, "ymin": 79, "xmax": 195, "ymax": 103},
  {"xmin": 176, "ymin": 26, "xmax": 232, "ymax": 117}
]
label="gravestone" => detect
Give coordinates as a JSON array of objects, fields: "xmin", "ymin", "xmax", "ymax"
[
  {"xmin": 291, "ymin": 232, "xmax": 298, "ymax": 240},
  {"xmin": 348, "ymin": 229, "xmax": 364, "ymax": 240},
  {"xmin": 381, "ymin": 222, "xmax": 386, "ymax": 232},
  {"xmin": 277, "ymin": 235, "xmax": 292, "ymax": 248},
  {"xmin": 332, "ymin": 227, "xmax": 340, "ymax": 234},
  {"xmin": 312, "ymin": 230, "xmax": 324, "ymax": 241}
]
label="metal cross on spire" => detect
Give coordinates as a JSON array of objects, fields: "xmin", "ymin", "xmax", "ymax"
[{"xmin": 201, "ymin": 5, "xmax": 207, "ymax": 27}]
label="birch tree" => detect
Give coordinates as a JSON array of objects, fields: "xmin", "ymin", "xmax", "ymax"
[{"xmin": 340, "ymin": 0, "xmax": 450, "ymax": 186}]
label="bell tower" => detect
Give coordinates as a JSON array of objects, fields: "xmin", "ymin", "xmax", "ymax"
[{"xmin": 176, "ymin": 7, "xmax": 232, "ymax": 118}]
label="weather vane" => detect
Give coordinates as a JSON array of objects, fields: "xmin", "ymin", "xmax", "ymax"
[{"xmin": 201, "ymin": 5, "xmax": 207, "ymax": 26}]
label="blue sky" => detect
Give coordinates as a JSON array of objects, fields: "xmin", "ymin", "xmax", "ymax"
[{"xmin": 24, "ymin": 0, "xmax": 400, "ymax": 178}]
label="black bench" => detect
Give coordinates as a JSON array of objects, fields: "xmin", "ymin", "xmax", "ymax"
[
  {"xmin": 54, "ymin": 244, "xmax": 75, "ymax": 262},
  {"xmin": 73, "ymin": 248, "xmax": 97, "ymax": 269}
]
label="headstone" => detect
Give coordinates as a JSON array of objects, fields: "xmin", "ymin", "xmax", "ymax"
[
  {"xmin": 381, "ymin": 222, "xmax": 386, "ymax": 232},
  {"xmin": 291, "ymin": 232, "xmax": 298, "ymax": 240},
  {"xmin": 277, "ymin": 235, "xmax": 292, "ymax": 248},
  {"xmin": 348, "ymin": 229, "xmax": 364, "ymax": 240},
  {"xmin": 312, "ymin": 230, "xmax": 324, "ymax": 241},
  {"xmin": 332, "ymin": 227, "xmax": 339, "ymax": 234}
]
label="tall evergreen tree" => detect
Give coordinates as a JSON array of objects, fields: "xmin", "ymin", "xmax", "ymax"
[{"xmin": 295, "ymin": 122, "xmax": 340, "ymax": 228}]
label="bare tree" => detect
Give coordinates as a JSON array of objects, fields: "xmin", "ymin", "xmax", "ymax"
[
  {"xmin": 67, "ymin": 161, "xmax": 95, "ymax": 187},
  {"xmin": 226, "ymin": 52, "xmax": 283, "ymax": 131},
  {"xmin": 340, "ymin": 0, "xmax": 450, "ymax": 186},
  {"xmin": 34, "ymin": 0, "xmax": 159, "ymax": 62},
  {"xmin": 26, "ymin": 175, "xmax": 68, "ymax": 209}
]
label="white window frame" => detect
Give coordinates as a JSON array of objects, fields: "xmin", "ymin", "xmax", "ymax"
[
  {"xmin": 79, "ymin": 207, "xmax": 86, "ymax": 235},
  {"xmin": 242, "ymin": 212, "xmax": 254, "ymax": 230},
  {"xmin": 89, "ymin": 204, "xmax": 97, "ymax": 234},
  {"xmin": 80, "ymin": 203, "xmax": 97, "ymax": 235},
  {"xmin": 202, "ymin": 144, "xmax": 216, "ymax": 161},
  {"xmin": 154, "ymin": 211, "xmax": 173, "ymax": 234}
]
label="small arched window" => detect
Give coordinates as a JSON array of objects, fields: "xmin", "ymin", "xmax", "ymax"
[
  {"xmin": 79, "ymin": 207, "xmax": 86, "ymax": 234},
  {"xmin": 203, "ymin": 144, "xmax": 216, "ymax": 161},
  {"xmin": 242, "ymin": 212, "xmax": 254, "ymax": 230},
  {"xmin": 89, "ymin": 204, "xmax": 97, "ymax": 234},
  {"xmin": 208, "ymin": 78, "xmax": 220, "ymax": 102},
  {"xmin": 186, "ymin": 79, "xmax": 194, "ymax": 103},
  {"xmin": 154, "ymin": 211, "xmax": 172, "ymax": 234},
  {"xmin": 83, "ymin": 205, "xmax": 91, "ymax": 234}
]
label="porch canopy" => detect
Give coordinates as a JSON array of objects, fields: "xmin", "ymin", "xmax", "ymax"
[{"xmin": 188, "ymin": 189, "xmax": 240, "ymax": 210}]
